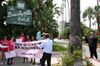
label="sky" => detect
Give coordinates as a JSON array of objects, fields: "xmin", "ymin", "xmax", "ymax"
[
  {"xmin": 53, "ymin": 0, "xmax": 98, "ymax": 30},
  {"xmin": 81, "ymin": 0, "xmax": 97, "ymax": 30}
]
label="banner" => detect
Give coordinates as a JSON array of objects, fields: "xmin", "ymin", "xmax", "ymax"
[
  {"xmin": 15, "ymin": 43, "xmax": 43, "ymax": 58},
  {"xmin": 0, "ymin": 44, "xmax": 7, "ymax": 48},
  {"xmin": 4, "ymin": 50, "xmax": 16, "ymax": 59}
]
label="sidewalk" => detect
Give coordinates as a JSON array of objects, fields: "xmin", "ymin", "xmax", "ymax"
[{"xmin": 0, "ymin": 52, "xmax": 61, "ymax": 66}]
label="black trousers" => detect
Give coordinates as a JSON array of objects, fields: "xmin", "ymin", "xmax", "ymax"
[
  {"xmin": 7, "ymin": 57, "xmax": 13, "ymax": 64},
  {"xmin": 40, "ymin": 52, "xmax": 52, "ymax": 66},
  {"xmin": 89, "ymin": 46, "xmax": 98, "ymax": 59}
]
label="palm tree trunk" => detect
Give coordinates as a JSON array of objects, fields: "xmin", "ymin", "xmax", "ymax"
[
  {"xmin": 96, "ymin": 0, "xmax": 100, "ymax": 31},
  {"xmin": 96, "ymin": 15, "xmax": 100, "ymax": 31},
  {"xmin": 69, "ymin": 0, "xmax": 82, "ymax": 65},
  {"xmin": 89, "ymin": 18, "xmax": 91, "ymax": 29},
  {"xmin": 69, "ymin": 0, "xmax": 81, "ymax": 52}
]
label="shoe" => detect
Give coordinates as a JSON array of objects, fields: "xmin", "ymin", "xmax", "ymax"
[
  {"xmin": 1, "ymin": 62, "xmax": 4, "ymax": 65},
  {"xmin": 0, "ymin": 62, "xmax": 6, "ymax": 65},
  {"xmin": 89, "ymin": 57, "xmax": 93, "ymax": 59},
  {"xmin": 7, "ymin": 63, "xmax": 11, "ymax": 65},
  {"xmin": 10, "ymin": 61, "xmax": 13, "ymax": 64},
  {"xmin": 3, "ymin": 62, "xmax": 6, "ymax": 64}
]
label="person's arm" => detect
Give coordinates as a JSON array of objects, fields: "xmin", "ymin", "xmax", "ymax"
[
  {"xmin": 37, "ymin": 41, "xmax": 45, "ymax": 49},
  {"xmin": 7, "ymin": 43, "xmax": 10, "ymax": 52}
]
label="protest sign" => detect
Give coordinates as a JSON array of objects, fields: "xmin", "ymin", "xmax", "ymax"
[
  {"xmin": 15, "ymin": 42, "xmax": 43, "ymax": 58},
  {"xmin": 4, "ymin": 50, "xmax": 16, "ymax": 58}
]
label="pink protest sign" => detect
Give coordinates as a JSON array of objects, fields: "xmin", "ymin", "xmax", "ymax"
[{"xmin": 15, "ymin": 43, "xmax": 43, "ymax": 58}]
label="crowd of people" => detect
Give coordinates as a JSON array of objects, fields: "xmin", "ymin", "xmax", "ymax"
[{"xmin": 0, "ymin": 31, "xmax": 53, "ymax": 66}]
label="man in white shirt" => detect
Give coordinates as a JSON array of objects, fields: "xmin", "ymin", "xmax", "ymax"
[{"xmin": 37, "ymin": 33, "xmax": 53, "ymax": 66}]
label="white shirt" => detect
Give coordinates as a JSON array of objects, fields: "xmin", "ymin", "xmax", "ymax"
[{"xmin": 38, "ymin": 38, "xmax": 53, "ymax": 54}]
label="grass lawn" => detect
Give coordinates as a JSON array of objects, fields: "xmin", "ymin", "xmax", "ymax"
[{"xmin": 53, "ymin": 42, "xmax": 67, "ymax": 51}]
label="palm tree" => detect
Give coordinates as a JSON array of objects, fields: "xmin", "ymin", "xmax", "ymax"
[
  {"xmin": 1, "ymin": 0, "xmax": 60, "ymax": 38},
  {"xmin": 82, "ymin": 7, "xmax": 94, "ymax": 29},
  {"xmin": 94, "ymin": 5, "xmax": 100, "ymax": 31},
  {"xmin": 70, "ymin": 0, "xmax": 81, "ymax": 51},
  {"xmin": 69, "ymin": 0, "xmax": 82, "ymax": 65},
  {"xmin": 0, "ymin": 0, "xmax": 4, "ymax": 4},
  {"xmin": 96, "ymin": 0, "xmax": 99, "ymax": 31}
]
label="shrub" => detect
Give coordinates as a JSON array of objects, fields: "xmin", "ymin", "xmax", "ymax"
[
  {"xmin": 61, "ymin": 52, "xmax": 74, "ymax": 66},
  {"xmin": 72, "ymin": 49, "xmax": 82, "ymax": 60},
  {"xmin": 61, "ymin": 49, "xmax": 82, "ymax": 66},
  {"xmin": 60, "ymin": 27, "xmax": 69, "ymax": 39}
]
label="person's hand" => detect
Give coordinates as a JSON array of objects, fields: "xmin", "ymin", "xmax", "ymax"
[
  {"xmin": 8, "ymin": 50, "xmax": 10, "ymax": 53},
  {"xmin": 38, "ymin": 42, "xmax": 42, "ymax": 44},
  {"xmin": 34, "ymin": 43, "xmax": 37, "ymax": 47}
]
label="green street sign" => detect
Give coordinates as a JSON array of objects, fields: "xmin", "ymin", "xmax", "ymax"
[
  {"xmin": 6, "ymin": 0, "xmax": 32, "ymax": 26},
  {"xmin": 6, "ymin": 6, "xmax": 32, "ymax": 26}
]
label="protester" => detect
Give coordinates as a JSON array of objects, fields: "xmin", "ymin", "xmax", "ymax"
[
  {"xmin": 42, "ymin": 32, "xmax": 46, "ymax": 39},
  {"xmin": 31, "ymin": 35, "xmax": 36, "ymax": 64},
  {"xmin": 88, "ymin": 31, "xmax": 98, "ymax": 59},
  {"xmin": 31, "ymin": 35, "xmax": 35, "ymax": 41},
  {"xmin": 36, "ymin": 31, "xmax": 42, "ymax": 40},
  {"xmin": 20, "ymin": 33, "xmax": 25, "ymax": 42},
  {"xmin": 23, "ymin": 35, "xmax": 30, "ymax": 63},
  {"xmin": 6, "ymin": 36, "xmax": 15, "ymax": 65},
  {"xmin": 36, "ymin": 33, "xmax": 53, "ymax": 66},
  {"xmin": 25, "ymin": 35, "xmax": 30, "ymax": 42},
  {"xmin": 0, "ymin": 36, "xmax": 8, "ymax": 65}
]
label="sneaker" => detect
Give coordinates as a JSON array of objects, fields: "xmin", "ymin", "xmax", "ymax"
[
  {"xmin": 10, "ymin": 61, "xmax": 13, "ymax": 64},
  {"xmin": 7, "ymin": 63, "xmax": 11, "ymax": 65},
  {"xmin": 1, "ymin": 62, "xmax": 4, "ymax": 65},
  {"xmin": 3, "ymin": 62, "xmax": 6, "ymax": 64},
  {"xmin": 0, "ymin": 62, "xmax": 6, "ymax": 65}
]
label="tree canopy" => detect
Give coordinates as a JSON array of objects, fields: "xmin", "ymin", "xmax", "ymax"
[{"xmin": 0, "ymin": 0, "xmax": 60, "ymax": 38}]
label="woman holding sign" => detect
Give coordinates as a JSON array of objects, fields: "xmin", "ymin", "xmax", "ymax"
[
  {"xmin": 23, "ymin": 35, "xmax": 31, "ymax": 63},
  {"xmin": 0, "ymin": 36, "xmax": 8, "ymax": 65},
  {"xmin": 6, "ymin": 36, "xmax": 15, "ymax": 65},
  {"xmin": 20, "ymin": 33, "xmax": 25, "ymax": 42}
]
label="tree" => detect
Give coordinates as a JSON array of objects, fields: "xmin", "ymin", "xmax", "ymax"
[
  {"xmin": 0, "ymin": 0, "xmax": 60, "ymax": 38},
  {"xmin": 0, "ymin": 0, "xmax": 7, "ymax": 38},
  {"xmin": 0, "ymin": 0, "xmax": 4, "ymax": 4},
  {"xmin": 82, "ymin": 7, "xmax": 94, "ymax": 29},
  {"xmin": 69, "ymin": 0, "xmax": 82, "ymax": 65},
  {"xmin": 0, "ymin": 0, "xmax": 6, "ymax": 25},
  {"xmin": 94, "ymin": 5, "xmax": 100, "ymax": 31},
  {"xmin": 70, "ymin": 0, "xmax": 81, "ymax": 51}
]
